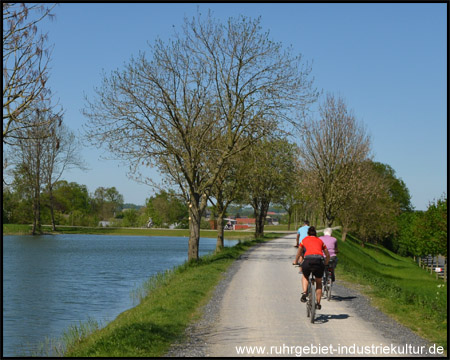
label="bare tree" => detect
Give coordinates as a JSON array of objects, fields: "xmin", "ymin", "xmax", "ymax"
[
  {"xmin": 41, "ymin": 120, "xmax": 88, "ymax": 230},
  {"xmin": 83, "ymin": 12, "xmax": 318, "ymax": 260},
  {"xmin": 3, "ymin": 3, "xmax": 57, "ymax": 144},
  {"xmin": 298, "ymin": 93, "xmax": 372, "ymax": 226},
  {"xmin": 7, "ymin": 107, "xmax": 54, "ymax": 234}
]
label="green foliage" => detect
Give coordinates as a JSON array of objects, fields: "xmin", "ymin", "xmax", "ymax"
[
  {"xmin": 121, "ymin": 209, "xmax": 140, "ymax": 227},
  {"xmin": 422, "ymin": 195, "xmax": 447, "ymax": 257},
  {"xmin": 52, "ymin": 180, "xmax": 91, "ymax": 214},
  {"xmin": 394, "ymin": 195, "xmax": 447, "ymax": 257},
  {"xmin": 2, "ymin": 185, "xmax": 33, "ymax": 224},
  {"xmin": 145, "ymin": 190, "xmax": 188, "ymax": 228},
  {"xmin": 200, "ymin": 218, "xmax": 212, "ymax": 229},
  {"xmin": 371, "ymin": 162, "xmax": 413, "ymax": 212}
]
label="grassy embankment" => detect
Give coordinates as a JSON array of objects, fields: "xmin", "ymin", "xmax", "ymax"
[{"xmin": 333, "ymin": 229, "xmax": 447, "ymax": 351}]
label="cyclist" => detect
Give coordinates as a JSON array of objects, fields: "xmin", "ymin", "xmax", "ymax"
[
  {"xmin": 319, "ymin": 227, "xmax": 338, "ymax": 282},
  {"xmin": 295, "ymin": 220, "xmax": 310, "ymax": 247},
  {"xmin": 293, "ymin": 226, "xmax": 330, "ymax": 310}
]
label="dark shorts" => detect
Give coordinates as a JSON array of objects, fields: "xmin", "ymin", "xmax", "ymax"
[
  {"xmin": 302, "ymin": 257, "xmax": 325, "ymax": 279},
  {"xmin": 328, "ymin": 256, "xmax": 338, "ymax": 269}
]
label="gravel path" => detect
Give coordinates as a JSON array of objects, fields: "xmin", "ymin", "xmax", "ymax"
[{"xmin": 165, "ymin": 237, "xmax": 442, "ymax": 357}]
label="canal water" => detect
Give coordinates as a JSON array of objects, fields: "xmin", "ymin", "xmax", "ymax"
[{"xmin": 3, "ymin": 234, "xmax": 238, "ymax": 356}]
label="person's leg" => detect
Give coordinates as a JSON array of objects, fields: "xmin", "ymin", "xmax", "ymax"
[
  {"xmin": 302, "ymin": 274, "xmax": 309, "ymax": 293},
  {"xmin": 300, "ymin": 262, "xmax": 310, "ymax": 302},
  {"xmin": 313, "ymin": 261, "xmax": 325, "ymax": 308},
  {"xmin": 315, "ymin": 277, "xmax": 322, "ymax": 305},
  {"xmin": 330, "ymin": 257, "xmax": 337, "ymax": 282}
]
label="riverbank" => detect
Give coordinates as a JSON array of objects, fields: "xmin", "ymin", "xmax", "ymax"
[
  {"xmin": 62, "ymin": 234, "xmax": 280, "ymax": 357},
  {"xmin": 2, "ymin": 224, "xmax": 257, "ymax": 240}
]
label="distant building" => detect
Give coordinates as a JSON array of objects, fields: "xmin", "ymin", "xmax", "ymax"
[{"xmin": 98, "ymin": 221, "xmax": 111, "ymax": 227}]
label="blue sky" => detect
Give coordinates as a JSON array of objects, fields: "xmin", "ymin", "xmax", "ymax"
[{"xmin": 38, "ymin": 3, "xmax": 446, "ymax": 210}]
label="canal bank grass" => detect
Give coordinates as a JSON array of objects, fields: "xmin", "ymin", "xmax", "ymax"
[
  {"xmin": 2, "ymin": 223, "xmax": 254, "ymax": 240},
  {"xmin": 333, "ymin": 230, "xmax": 447, "ymax": 351},
  {"xmin": 62, "ymin": 233, "xmax": 279, "ymax": 357},
  {"xmin": 2, "ymin": 223, "xmax": 32, "ymax": 235}
]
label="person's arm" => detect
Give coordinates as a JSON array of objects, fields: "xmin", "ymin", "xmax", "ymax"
[
  {"xmin": 293, "ymin": 244, "xmax": 304, "ymax": 265},
  {"xmin": 323, "ymin": 247, "xmax": 330, "ymax": 266},
  {"xmin": 295, "ymin": 233, "xmax": 300, "ymax": 246}
]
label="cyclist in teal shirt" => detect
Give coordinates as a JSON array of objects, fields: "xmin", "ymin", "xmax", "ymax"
[{"xmin": 295, "ymin": 220, "xmax": 310, "ymax": 247}]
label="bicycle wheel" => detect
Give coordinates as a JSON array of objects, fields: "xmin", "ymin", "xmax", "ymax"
[
  {"xmin": 327, "ymin": 270, "xmax": 334, "ymax": 301},
  {"xmin": 306, "ymin": 282, "xmax": 311, "ymax": 317},
  {"xmin": 322, "ymin": 272, "xmax": 329, "ymax": 299},
  {"xmin": 327, "ymin": 273, "xmax": 333, "ymax": 301},
  {"xmin": 322, "ymin": 271, "xmax": 331, "ymax": 298},
  {"xmin": 310, "ymin": 279, "xmax": 316, "ymax": 323}
]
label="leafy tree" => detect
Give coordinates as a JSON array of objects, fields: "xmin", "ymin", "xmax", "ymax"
[
  {"xmin": 93, "ymin": 186, "xmax": 124, "ymax": 220},
  {"xmin": 277, "ymin": 155, "xmax": 316, "ymax": 231},
  {"xmin": 337, "ymin": 161, "xmax": 400, "ymax": 244},
  {"xmin": 242, "ymin": 138, "xmax": 297, "ymax": 238},
  {"xmin": 422, "ymin": 195, "xmax": 447, "ymax": 257},
  {"xmin": 395, "ymin": 195, "xmax": 446, "ymax": 258},
  {"xmin": 208, "ymin": 145, "xmax": 248, "ymax": 251},
  {"xmin": 145, "ymin": 190, "xmax": 188, "ymax": 228},
  {"xmin": 52, "ymin": 181, "xmax": 90, "ymax": 212},
  {"xmin": 2, "ymin": 182, "xmax": 32, "ymax": 224},
  {"xmin": 82, "ymin": 11, "xmax": 318, "ymax": 260},
  {"xmin": 396, "ymin": 211, "xmax": 422, "ymax": 256},
  {"xmin": 122, "ymin": 208, "xmax": 140, "ymax": 227},
  {"xmin": 371, "ymin": 162, "xmax": 413, "ymax": 212}
]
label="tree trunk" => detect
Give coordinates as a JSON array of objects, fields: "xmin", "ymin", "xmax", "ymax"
[
  {"xmin": 188, "ymin": 204, "xmax": 201, "ymax": 261},
  {"xmin": 32, "ymin": 166, "xmax": 41, "ymax": 235},
  {"xmin": 188, "ymin": 191, "xmax": 207, "ymax": 261},
  {"xmin": 216, "ymin": 214, "xmax": 224, "ymax": 252},
  {"xmin": 254, "ymin": 199, "xmax": 269, "ymax": 239},
  {"xmin": 215, "ymin": 198, "xmax": 225, "ymax": 251},
  {"xmin": 341, "ymin": 225, "xmax": 349, "ymax": 241},
  {"xmin": 287, "ymin": 209, "xmax": 292, "ymax": 231},
  {"xmin": 32, "ymin": 190, "xmax": 41, "ymax": 235},
  {"xmin": 49, "ymin": 190, "xmax": 57, "ymax": 231},
  {"xmin": 255, "ymin": 213, "xmax": 264, "ymax": 238}
]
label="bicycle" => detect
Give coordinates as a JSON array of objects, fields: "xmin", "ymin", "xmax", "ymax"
[
  {"xmin": 305, "ymin": 271, "xmax": 317, "ymax": 323},
  {"xmin": 322, "ymin": 265, "xmax": 333, "ymax": 301},
  {"xmin": 294, "ymin": 263, "xmax": 317, "ymax": 324},
  {"xmin": 322, "ymin": 258, "xmax": 336, "ymax": 301}
]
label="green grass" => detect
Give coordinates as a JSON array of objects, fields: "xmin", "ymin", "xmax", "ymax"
[
  {"xmin": 61, "ymin": 233, "xmax": 279, "ymax": 357},
  {"xmin": 2, "ymin": 223, "xmax": 254, "ymax": 240},
  {"xmin": 333, "ymin": 230, "xmax": 447, "ymax": 350},
  {"xmin": 2, "ymin": 223, "xmax": 33, "ymax": 235}
]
